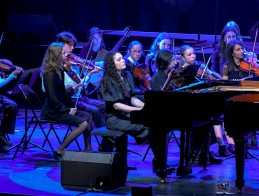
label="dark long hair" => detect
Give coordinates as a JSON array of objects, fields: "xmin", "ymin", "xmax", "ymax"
[
  {"xmin": 155, "ymin": 49, "xmax": 174, "ymax": 70},
  {"xmin": 102, "ymin": 52, "xmax": 128, "ymax": 97},
  {"xmin": 225, "ymin": 39, "xmax": 244, "ymax": 71},
  {"xmin": 56, "ymin": 31, "xmax": 77, "ymax": 46},
  {"xmin": 219, "ymin": 26, "xmax": 239, "ymax": 58}
]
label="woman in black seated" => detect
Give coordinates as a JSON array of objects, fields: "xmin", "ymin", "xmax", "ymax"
[
  {"xmin": 98, "ymin": 51, "xmax": 169, "ymax": 182},
  {"xmin": 150, "ymin": 49, "xmax": 178, "ymax": 91},
  {"xmin": 40, "ymin": 42, "xmax": 93, "ymax": 160}
]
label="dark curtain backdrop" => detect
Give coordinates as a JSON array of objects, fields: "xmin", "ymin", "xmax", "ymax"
[
  {"xmin": 0, "ymin": 0, "xmax": 259, "ymax": 69},
  {"xmin": 1, "ymin": 0, "xmax": 259, "ymax": 41}
]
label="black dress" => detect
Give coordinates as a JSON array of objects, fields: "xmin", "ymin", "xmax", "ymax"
[
  {"xmin": 98, "ymin": 71, "xmax": 148, "ymax": 138},
  {"xmin": 40, "ymin": 70, "xmax": 92, "ymax": 127}
]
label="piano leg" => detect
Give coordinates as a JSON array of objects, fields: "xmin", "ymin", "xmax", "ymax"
[
  {"xmin": 234, "ymin": 134, "xmax": 247, "ymax": 192},
  {"xmin": 149, "ymin": 128, "xmax": 169, "ymax": 179},
  {"xmin": 177, "ymin": 130, "xmax": 192, "ymax": 176}
]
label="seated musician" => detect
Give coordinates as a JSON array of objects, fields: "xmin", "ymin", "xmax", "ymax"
[
  {"xmin": 57, "ymin": 31, "xmax": 106, "ymax": 129},
  {"xmin": 222, "ymin": 39, "xmax": 257, "ymax": 80},
  {"xmin": 158, "ymin": 46, "xmax": 223, "ymax": 165},
  {"xmin": 0, "ymin": 59, "xmax": 23, "ymax": 153},
  {"xmin": 163, "ymin": 45, "xmax": 222, "ymax": 91},
  {"xmin": 124, "ymin": 40, "xmax": 148, "ymax": 101},
  {"xmin": 98, "ymin": 51, "xmax": 171, "ymax": 182}
]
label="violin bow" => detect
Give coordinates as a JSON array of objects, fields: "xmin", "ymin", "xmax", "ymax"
[
  {"xmin": 249, "ymin": 27, "xmax": 258, "ymax": 77},
  {"xmin": 74, "ymin": 37, "xmax": 95, "ymax": 108},
  {"xmin": 200, "ymin": 55, "xmax": 212, "ymax": 79}
]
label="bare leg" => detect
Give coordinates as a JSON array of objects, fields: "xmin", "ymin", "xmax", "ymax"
[
  {"xmin": 213, "ymin": 125, "xmax": 225, "ymax": 146},
  {"xmin": 222, "ymin": 122, "xmax": 235, "ymax": 145},
  {"xmin": 57, "ymin": 121, "xmax": 88, "ymax": 153}
]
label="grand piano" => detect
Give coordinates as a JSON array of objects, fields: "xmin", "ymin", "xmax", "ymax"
[{"xmin": 131, "ymin": 78, "xmax": 259, "ymax": 192}]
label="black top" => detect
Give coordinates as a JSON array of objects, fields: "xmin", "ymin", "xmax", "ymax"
[
  {"xmin": 40, "ymin": 70, "xmax": 85, "ymax": 125},
  {"xmin": 150, "ymin": 69, "xmax": 168, "ymax": 91},
  {"xmin": 98, "ymin": 71, "xmax": 136, "ymax": 120}
]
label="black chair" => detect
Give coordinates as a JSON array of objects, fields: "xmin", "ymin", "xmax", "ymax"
[{"xmin": 11, "ymin": 84, "xmax": 81, "ymax": 160}]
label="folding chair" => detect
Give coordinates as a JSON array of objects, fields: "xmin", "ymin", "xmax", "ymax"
[{"xmin": 11, "ymin": 84, "xmax": 81, "ymax": 160}]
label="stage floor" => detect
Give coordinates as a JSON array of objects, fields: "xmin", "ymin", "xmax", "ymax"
[{"xmin": 0, "ymin": 109, "xmax": 259, "ymax": 195}]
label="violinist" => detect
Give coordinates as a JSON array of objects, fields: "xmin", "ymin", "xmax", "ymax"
[
  {"xmin": 211, "ymin": 25, "xmax": 241, "ymax": 76},
  {"xmin": 79, "ymin": 27, "xmax": 105, "ymax": 87},
  {"xmin": 79, "ymin": 27, "xmax": 105, "ymax": 67},
  {"xmin": 210, "ymin": 24, "xmax": 242, "ymax": 156},
  {"xmin": 0, "ymin": 58, "xmax": 23, "ymax": 153},
  {"xmin": 124, "ymin": 41, "xmax": 149, "ymax": 99},
  {"xmin": 40, "ymin": 42, "xmax": 93, "ymax": 160},
  {"xmin": 57, "ymin": 31, "xmax": 106, "ymax": 129},
  {"xmin": 150, "ymin": 49, "xmax": 177, "ymax": 91},
  {"xmin": 150, "ymin": 46, "xmax": 222, "ymax": 178},
  {"xmin": 145, "ymin": 32, "xmax": 172, "ymax": 77},
  {"xmin": 163, "ymin": 45, "xmax": 221, "ymax": 91},
  {"xmin": 222, "ymin": 39, "xmax": 256, "ymax": 80}
]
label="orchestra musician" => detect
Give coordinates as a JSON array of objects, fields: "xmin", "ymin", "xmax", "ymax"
[
  {"xmin": 152, "ymin": 48, "xmax": 222, "ymax": 167},
  {"xmin": 150, "ymin": 48, "xmax": 178, "ymax": 91},
  {"xmin": 79, "ymin": 27, "xmax": 105, "ymax": 67},
  {"xmin": 0, "ymin": 58, "xmax": 23, "ymax": 153},
  {"xmin": 223, "ymin": 39, "xmax": 256, "ymax": 80},
  {"xmin": 145, "ymin": 32, "xmax": 172, "ymax": 77},
  {"xmin": 40, "ymin": 42, "xmax": 93, "ymax": 160},
  {"xmin": 124, "ymin": 41, "xmax": 149, "ymax": 101},
  {"xmin": 211, "ymin": 25, "xmax": 239, "ymax": 156},
  {"xmin": 163, "ymin": 44, "xmax": 222, "ymax": 91},
  {"xmin": 56, "ymin": 31, "xmax": 106, "ymax": 129}
]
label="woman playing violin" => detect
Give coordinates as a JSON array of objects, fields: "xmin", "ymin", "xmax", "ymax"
[
  {"xmin": 57, "ymin": 31, "xmax": 106, "ymax": 129},
  {"xmin": 222, "ymin": 39, "xmax": 256, "ymax": 80},
  {"xmin": 0, "ymin": 58, "xmax": 23, "ymax": 153},
  {"xmin": 124, "ymin": 41, "xmax": 150, "ymax": 95},
  {"xmin": 162, "ymin": 45, "xmax": 222, "ymax": 91},
  {"xmin": 150, "ymin": 49, "xmax": 177, "ymax": 91}
]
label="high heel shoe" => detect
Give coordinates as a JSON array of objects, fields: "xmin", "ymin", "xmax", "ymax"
[
  {"xmin": 53, "ymin": 151, "xmax": 63, "ymax": 161},
  {"xmin": 152, "ymin": 159, "xmax": 171, "ymax": 183}
]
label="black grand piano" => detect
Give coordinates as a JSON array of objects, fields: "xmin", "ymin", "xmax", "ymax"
[{"xmin": 131, "ymin": 78, "xmax": 259, "ymax": 192}]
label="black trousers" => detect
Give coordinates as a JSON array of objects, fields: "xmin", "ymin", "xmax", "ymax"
[{"xmin": 0, "ymin": 95, "xmax": 18, "ymax": 134}]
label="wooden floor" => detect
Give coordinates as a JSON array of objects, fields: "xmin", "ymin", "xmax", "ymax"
[{"xmin": 0, "ymin": 109, "xmax": 259, "ymax": 195}]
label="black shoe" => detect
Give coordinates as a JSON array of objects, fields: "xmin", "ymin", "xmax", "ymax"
[
  {"xmin": 0, "ymin": 136, "xmax": 13, "ymax": 147},
  {"xmin": 209, "ymin": 151, "xmax": 223, "ymax": 164},
  {"xmin": 53, "ymin": 151, "xmax": 63, "ymax": 161},
  {"xmin": 218, "ymin": 145, "xmax": 232, "ymax": 157},
  {"xmin": 152, "ymin": 158, "xmax": 174, "ymax": 179}
]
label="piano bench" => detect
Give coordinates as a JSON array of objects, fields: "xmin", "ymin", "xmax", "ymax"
[
  {"xmin": 92, "ymin": 126, "xmax": 125, "ymax": 152},
  {"xmin": 91, "ymin": 126, "xmax": 139, "ymax": 170}
]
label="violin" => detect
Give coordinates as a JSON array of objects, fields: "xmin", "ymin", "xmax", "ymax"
[
  {"xmin": 240, "ymin": 60, "xmax": 259, "ymax": 76},
  {"xmin": 0, "ymin": 61, "xmax": 19, "ymax": 79},
  {"xmin": 66, "ymin": 54, "xmax": 95, "ymax": 71},
  {"xmin": 0, "ymin": 61, "xmax": 16, "ymax": 72},
  {"xmin": 133, "ymin": 64, "xmax": 151, "ymax": 90},
  {"xmin": 63, "ymin": 64, "xmax": 81, "ymax": 84}
]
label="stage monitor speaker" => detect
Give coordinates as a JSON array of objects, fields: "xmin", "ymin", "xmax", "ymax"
[{"xmin": 61, "ymin": 151, "xmax": 128, "ymax": 190}]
